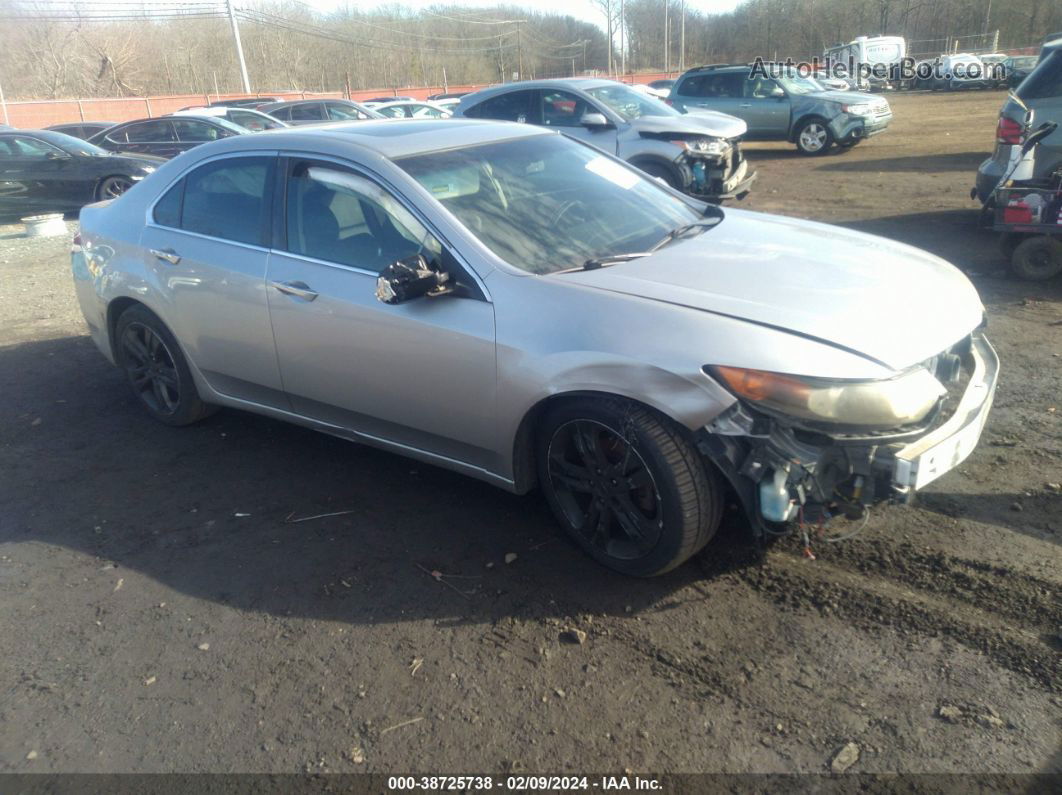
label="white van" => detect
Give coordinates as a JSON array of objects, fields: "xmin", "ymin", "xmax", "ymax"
[{"xmin": 824, "ymin": 35, "xmax": 907, "ymax": 90}]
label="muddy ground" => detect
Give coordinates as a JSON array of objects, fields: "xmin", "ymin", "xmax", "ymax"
[{"xmin": 0, "ymin": 90, "xmax": 1059, "ymax": 778}]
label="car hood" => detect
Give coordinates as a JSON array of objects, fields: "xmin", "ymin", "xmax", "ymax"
[
  {"xmin": 558, "ymin": 210, "xmax": 983, "ymax": 371},
  {"xmin": 632, "ymin": 112, "xmax": 748, "ymax": 140},
  {"xmin": 808, "ymin": 89, "xmax": 886, "ymax": 105}
]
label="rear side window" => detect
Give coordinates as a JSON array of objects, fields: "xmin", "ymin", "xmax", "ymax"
[
  {"xmin": 267, "ymin": 106, "xmax": 291, "ymax": 121},
  {"xmin": 1017, "ymin": 51, "xmax": 1062, "ymax": 101},
  {"xmin": 153, "ymin": 180, "xmax": 182, "ymax": 227},
  {"xmin": 125, "ymin": 121, "xmax": 175, "ymax": 142},
  {"xmin": 172, "ymin": 120, "xmax": 222, "ymax": 142},
  {"xmin": 291, "ymin": 103, "xmax": 324, "ymax": 121},
  {"xmin": 465, "ymin": 90, "xmax": 534, "ymax": 123},
  {"xmin": 159, "ymin": 156, "xmax": 274, "ymax": 245}
]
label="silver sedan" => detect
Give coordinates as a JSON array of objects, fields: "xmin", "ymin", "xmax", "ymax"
[{"xmin": 72, "ymin": 119, "xmax": 997, "ymax": 576}]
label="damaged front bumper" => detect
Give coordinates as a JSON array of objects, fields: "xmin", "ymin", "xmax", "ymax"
[
  {"xmin": 697, "ymin": 333, "xmax": 999, "ymax": 534},
  {"xmin": 678, "ymin": 142, "xmax": 757, "ymax": 201}
]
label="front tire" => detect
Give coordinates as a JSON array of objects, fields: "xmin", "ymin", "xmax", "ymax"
[
  {"xmin": 636, "ymin": 162, "xmax": 680, "ymax": 190},
  {"xmin": 114, "ymin": 305, "xmax": 214, "ymax": 426},
  {"xmin": 795, "ymin": 119, "xmax": 833, "ymax": 155},
  {"xmin": 536, "ymin": 398, "xmax": 722, "ymax": 577}
]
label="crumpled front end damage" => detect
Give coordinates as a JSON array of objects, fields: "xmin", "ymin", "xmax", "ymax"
[
  {"xmin": 676, "ymin": 138, "xmax": 757, "ymax": 201},
  {"xmin": 696, "ymin": 333, "xmax": 999, "ymax": 536}
]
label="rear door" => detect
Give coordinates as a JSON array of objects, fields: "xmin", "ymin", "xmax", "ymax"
[
  {"xmin": 288, "ymin": 102, "xmax": 326, "ymax": 125},
  {"xmin": 265, "ymin": 157, "xmax": 498, "ymax": 468},
  {"xmin": 463, "ymin": 89, "xmax": 538, "ymax": 124},
  {"xmin": 139, "ymin": 153, "xmax": 285, "ymax": 406},
  {"xmin": 172, "ymin": 119, "xmax": 231, "ymax": 154}
]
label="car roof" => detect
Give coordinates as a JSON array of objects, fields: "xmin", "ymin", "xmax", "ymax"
[
  {"xmin": 260, "ymin": 98, "xmax": 359, "ymax": 109},
  {"xmin": 177, "ymin": 118, "xmax": 550, "ymax": 160}
]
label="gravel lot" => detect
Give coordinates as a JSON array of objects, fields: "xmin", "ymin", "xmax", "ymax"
[{"xmin": 0, "ymin": 90, "xmax": 1059, "ymax": 777}]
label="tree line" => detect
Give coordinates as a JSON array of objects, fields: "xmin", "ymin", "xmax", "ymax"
[{"xmin": 0, "ymin": 0, "xmax": 1059, "ymax": 100}]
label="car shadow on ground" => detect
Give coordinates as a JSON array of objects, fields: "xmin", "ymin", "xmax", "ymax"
[
  {"xmin": 838, "ymin": 209, "xmax": 1001, "ymax": 269},
  {"xmin": 918, "ymin": 492, "xmax": 1059, "ymax": 545},
  {"xmin": 816, "ymin": 151, "xmax": 988, "ymax": 173},
  {"xmin": 1, "ymin": 334, "xmax": 765, "ymax": 628}
]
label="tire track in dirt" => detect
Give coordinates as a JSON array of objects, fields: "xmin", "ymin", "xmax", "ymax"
[{"xmin": 734, "ymin": 544, "xmax": 1060, "ymax": 692}]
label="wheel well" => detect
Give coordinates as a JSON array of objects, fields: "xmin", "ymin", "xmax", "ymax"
[
  {"xmin": 789, "ymin": 114, "xmax": 829, "ymax": 143},
  {"xmin": 94, "ymin": 174, "xmax": 129, "ymax": 199},
  {"xmin": 510, "ymin": 391, "xmax": 685, "ymax": 495},
  {"xmin": 106, "ymin": 296, "xmax": 144, "ymax": 358},
  {"xmin": 628, "ymin": 156, "xmax": 682, "ymax": 188}
]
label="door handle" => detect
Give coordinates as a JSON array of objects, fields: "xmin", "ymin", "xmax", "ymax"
[
  {"xmin": 271, "ymin": 280, "xmax": 318, "ymax": 301},
  {"xmin": 739, "ymin": 103, "xmax": 752, "ymax": 108},
  {"xmin": 151, "ymin": 248, "xmax": 181, "ymax": 265}
]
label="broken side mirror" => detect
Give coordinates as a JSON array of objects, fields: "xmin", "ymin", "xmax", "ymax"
[
  {"xmin": 770, "ymin": 86, "xmax": 786, "ymax": 99},
  {"xmin": 375, "ymin": 254, "xmax": 452, "ymax": 304}
]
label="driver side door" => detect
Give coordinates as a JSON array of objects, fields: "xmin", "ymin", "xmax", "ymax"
[
  {"xmin": 265, "ymin": 158, "xmax": 498, "ymax": 469},
  {"xmin": 538, "ymin": 90, "xmax": 619, "ymax": 154}
]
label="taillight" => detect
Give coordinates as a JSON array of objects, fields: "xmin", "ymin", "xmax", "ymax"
[{"xmin": 997, "ymin": 117, "xmax": 1024, "ymax": 145}]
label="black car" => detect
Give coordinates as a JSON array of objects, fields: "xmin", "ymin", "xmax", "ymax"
[
  {"xmin": 0, "ymin": 129, "xmax": 160, "ymax": 215},
  {"xmin": 46, "ymin": 121, "xmax": 118, "ymax": 140},
  {"xmin": 86, "ymin": 116, "xmax": 245, "ymax": 159},
  {"xmin": 426, "ymin": 91, "xmax": 469, "ymax": 101},
  {"xmin": 258, "ymin": 99, "xmax": 382, "ymax": 125},
  {"xmin": 362, "ymin": 95, "xmax": 416, "ymax": 104},
  {"xmin": 1005, "ymin": 55, "xmax": 1040, "ymax": 89}
]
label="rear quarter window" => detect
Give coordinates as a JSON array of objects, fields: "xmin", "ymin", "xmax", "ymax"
[{"xmin": 1017, "ymin": 51, "xmax": 1062, "ymax": 100}]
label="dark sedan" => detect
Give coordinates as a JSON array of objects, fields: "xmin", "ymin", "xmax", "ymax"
[
  {"xmin": 0, "ymin": 129, "xmax": 160, "ymax": 215},
  {"xmin": 208, "ymin": 96, "xmax": 284, "ymax": 109},
  {"xmin": 87, "ymin": 116, "xmax": 245, "ymax": 159},
  {"xmin": 258, "ymin": 99, "xmax": 382, "ymax": 125},
  {"xmin": 1005, "ymin": 55, "xmax": 1040, "ymax": 89},
  {"xmin": 46, "ymin": 121, "xmax": 117, "ymax": 140}
]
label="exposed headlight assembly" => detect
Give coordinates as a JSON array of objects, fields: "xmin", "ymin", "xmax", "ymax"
[
  {"xmin": 671, "ymin": 138, "xmax": 729, "ymax": 155},
  {"xmin": 842, "ymin": 103, "xmax": 873, "ymax": 116},
  {"xmin": 708, "ymin": 365, "xmax": 946, "ymax": 429}
]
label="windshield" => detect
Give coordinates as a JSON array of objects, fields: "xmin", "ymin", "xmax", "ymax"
[
  {"xmin": 585, "ymin": 84, "xmax": 680, "ymax": 120},
  {"xmin": 777, "ymin": 75, "xmax": 826, "ymax": 95},
  {"xmin": 397, "ymin": 134, "xmax": 704, "ymax": 275},
  {"xmin": 50, "ymin": 134, "xmax": 110, "ymax": 156}
]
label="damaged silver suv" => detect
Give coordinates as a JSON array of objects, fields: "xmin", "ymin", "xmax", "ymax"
[
  {"xmin": 455, "ymin": 78, "xmax": 756, "ymax": 201},
  {"xmin": 72, "ymin": 120, "xmax": 995, "ymax": 577}
]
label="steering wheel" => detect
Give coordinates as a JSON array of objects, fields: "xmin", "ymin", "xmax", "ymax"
[{"xmin": 550, "ymin": 199, "xmax": 589, "ymax": 228}]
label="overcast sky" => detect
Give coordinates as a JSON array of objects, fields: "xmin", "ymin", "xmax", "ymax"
[{"xmin": 296, "ymin": 1, "xmax": 746, "ymax": 29}]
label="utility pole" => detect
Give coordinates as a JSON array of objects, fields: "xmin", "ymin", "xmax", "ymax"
[
  {"xmin": 620, "ymin": 0, "xmax": 625, "ymax": 76},
  {"xmin": 0, "ymin": 73, "xmax": 8, "ymax": 126},
  {"xmin": 516, "ymin": 21, "xmax": 522, "ymax": 80},
  {"xmin": 226, "ymin": 0, "xmax": 251, "ymax": 94},
  {"xmin": 664, "ymin": 0, "xmax": 669, "ymax": 74},
  {"xmin": 680, "ymin": 0, "xmax": 685, "ymax": 71}
]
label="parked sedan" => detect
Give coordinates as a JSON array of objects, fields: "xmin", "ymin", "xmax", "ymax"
[
  {"xmin": 46, "ymin": 122, "xmax": 117, "ymax": 140},
  {"xmin": 208, "ymin": 97, "xmax": 284, "ymax": 109},
  {"xmin": 456, "ymin": 78, "xmax": 755, "ymax": 201},
  {"xmin": 72, "ymin": 120, "xmax": 996, "ymax": 576},
  {"xmin": 87, "ymin": 116, "xmax": 245, "ymax": 159},
  {"xmin": 369, "ymin": 100, "xmax": 452, "ymax": 119},
  {"xmin": 0, "ymin": 129, "xmax": 159, "ymax": 214},
  {"xmin": 259, "ymin": 99, "xmax": 382, "ymax": 125},
  {"xmin": 171, "ymin": 106, "xmax": 288, "ymax": 131}
]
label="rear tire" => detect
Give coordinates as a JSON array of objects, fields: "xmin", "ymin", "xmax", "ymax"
[
  {"xmin": 1009, "ymin": 236, "xmax": 1062, "ymax": 281},
  {"xmin": 114, "ymin": 305, "xmax": 215, "ymax": 426},
  {"xmin": 536, "ymin": 398, "xmax": 722, "ymax": 577}
]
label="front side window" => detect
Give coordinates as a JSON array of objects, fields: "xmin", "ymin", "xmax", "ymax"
[
  {"xmin": 326, "ymin": 102, "xmax": 370, "ymax": 121},
  {"xmin": 398, "ymin": 134, "xmax": 703, "ymax": 275},
  {"xmin": 172, "ymin": 120, "xmax": 222, "ymax": 142},
  {"xmin": 540, "ymin": 91, "xmax": 589, "ymax": 127},
  {"xmin": 172, "ymin": 156, "xmax": 274, "ymax": 245},
  {"xmin": 285, "ymin": 162, "xmax": 439, "ymax": 272}
]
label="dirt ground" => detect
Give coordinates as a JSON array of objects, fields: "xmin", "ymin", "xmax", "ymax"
[{"xmin": 0, "ymin": 90, "xmax": 1059, "ymax": 778}]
